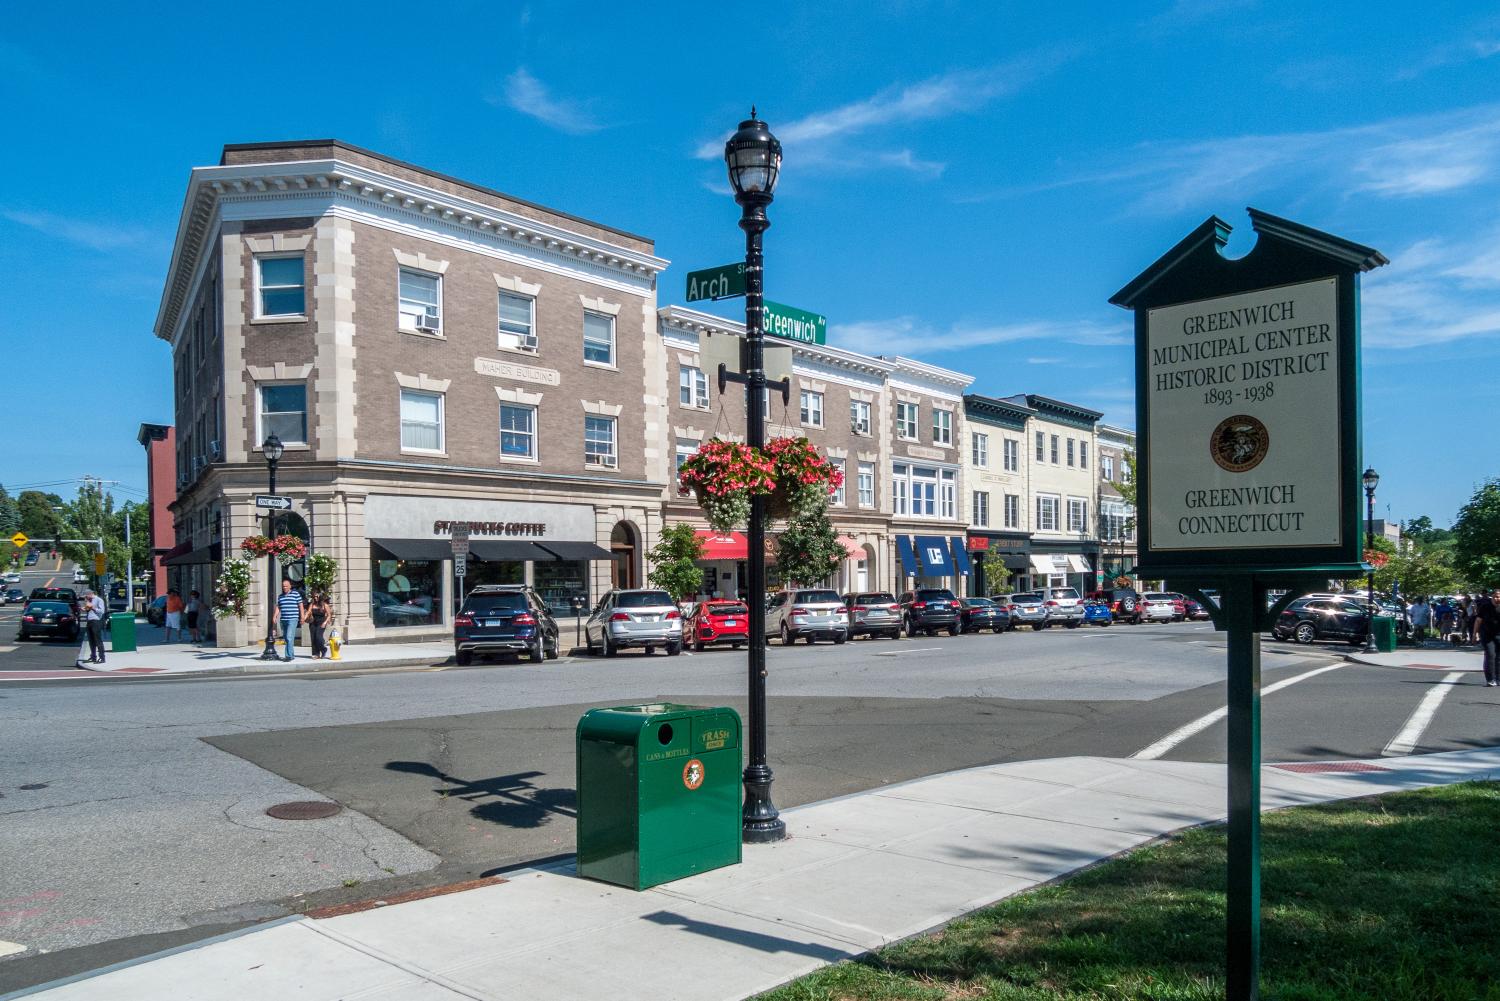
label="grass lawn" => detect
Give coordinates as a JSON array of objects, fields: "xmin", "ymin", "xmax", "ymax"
[{"xmin": 759, "ymin": 781, "xmax": 1500, "ymax": 1001}]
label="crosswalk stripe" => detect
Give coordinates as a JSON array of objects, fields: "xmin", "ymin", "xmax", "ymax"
[{"xmin": 1382, "ymin": 672, "xmax": 1466, "ymax": 757}]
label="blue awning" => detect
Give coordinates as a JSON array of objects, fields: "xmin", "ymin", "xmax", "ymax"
[
  {"xmin": 949, "ymin": 537, "xmax": 972, "ymax": 574},
  {"xmin": 896, "ymin": 535, "xmax": 918, "ymax": 576},
  {"xmin": 914, "ymin": 535, "xmax": 953, "ymax": 575}
]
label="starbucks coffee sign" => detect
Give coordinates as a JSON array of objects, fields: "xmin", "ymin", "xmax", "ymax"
[{"xmin": 1146, "ymin": 278, "xmax": 1340, "ymax": 551}]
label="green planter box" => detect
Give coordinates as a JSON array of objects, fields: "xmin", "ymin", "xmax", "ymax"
[
  {"xmin": 109, "ymin": 612, "xmax": 137, "ymax": 653},
  {"xmin": 576, "ymin": 703, "xmax": 742, "ymax": 890}
]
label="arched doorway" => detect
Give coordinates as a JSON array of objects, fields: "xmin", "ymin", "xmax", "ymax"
[
  {"xmin": 610, "ymin": 522, "xmax": 638, "ymax": 590},
  {"xmin": 857, "ymin": 543, "xmax": 876, "ymax": 593}
]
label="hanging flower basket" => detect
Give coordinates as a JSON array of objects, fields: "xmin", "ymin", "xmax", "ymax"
[
  {"xmin": 765, "ymin": 436, "xmax": 844, "ymax": 522},
  {"xmin": 677, "ymin": 439, "xmax": 776, "ymax": 533},
  {"xmin": 241, "ymin": 534, "xmax": 309, "ymax": 566}
]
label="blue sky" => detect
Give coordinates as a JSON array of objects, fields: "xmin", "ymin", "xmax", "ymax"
[{"xmin": 1, "ymin": 0, "xmax": 1496, "ymax": 526}]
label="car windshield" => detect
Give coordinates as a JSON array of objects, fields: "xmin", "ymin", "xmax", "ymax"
[
  {"xmin": 795, "ymin": 590, "xmax": 841, "ymax": 604},
  {"xmin": 1049, "ymin": 588, "xmax": 1080, "ymax": 600},
  {"xmin": 915, "ymin": 589, "xmax": 956, "ymax": 601},
  {"xmin": 1144, "ymin": 593, "xmax": 1173, "ymax": 601},
  {"xmin": 26, "ymin": 602, "xmax": 71, "ymax": 615},
  {"xmin": 1011, "ymin": 594, "xmax": 1042, "ymax": 604},
  {"xmin": 966, "ymin": 597, "xmax": 995, "ymax": 607},
  {"xmin": 706, "ymin": 602, "xmax": 748, "ymax": 615},
  {"xmin": 617, "ymin": 591, "xmax": 674, "ymax": 608},
  {"xmin": 464, "ymin": 593, "xmax": 528, "ymax": 614},
  {"xmin": 857, "ymin": 593, "xmax": 895, "ymax": 604}
]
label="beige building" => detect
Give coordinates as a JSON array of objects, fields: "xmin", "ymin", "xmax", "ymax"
[
  {"xmin": 1096, "ymin": 423, "xmax": 1137, "ymax": 583},
  {"xmin": 961, "ymin": 394, "xmax": 1034, "ymax": 594},
  {"xmin": 155, "ymin": 140, "xmax": 670, "ymax": 644}
]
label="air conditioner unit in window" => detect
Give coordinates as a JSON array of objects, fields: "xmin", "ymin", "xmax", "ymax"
[
  {"xmin": 415, "ymin": 306, "xmax": 440, "ymax": 332},
  {"xmin": 192, "ymin": 457, "xmax": 204, "ymax": 475},
  {"xmin": 587, "ymin": 455, "xmax": 618, "ymax": 469},
  {"xmin": 519, "ymin": 332, "xmax": 538, "ymax": 352},
  {"xmin": 208, "ymin": 440, "xmax": 221, "ymax": 460}
]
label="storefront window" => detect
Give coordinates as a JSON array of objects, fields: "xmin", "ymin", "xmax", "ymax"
[
  {"xmin": 534, "ymin": 560, "xmax": 589, "ymax": 618},
  {"xmin": 371, "ymin": 558, "xmax": 442, "ymax": 627}
]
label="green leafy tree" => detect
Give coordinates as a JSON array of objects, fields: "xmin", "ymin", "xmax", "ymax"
[
  {"xmin": 1372, "ymin": 540, "xmax": 1459, "ymax": 597},
  {"xmin": 1452, "ymin": 479, "xmax": 1500, "ymax": 590},
  {"xmin": 980, "ymin": 557, "xmax": 1012, "ymax": 596},
  {"xmin": 773, "ymin": 508, "xmax": 846, "ymax": 587},
  {"xmin": 647, "ymin": 523, "xmax": 706, "ymax": 601},
  {"xmin": 60, "ymin": 481, "xmax": 123, "ymax": 574},
  {"xmin": 1115, "ymin": 451, "xmax": 1138, "ymax": 508},
  {"xmin": 0, "ymin": 485, "xmax": 20, "ymax": 537},
  {"xmin": 17, "ymin": 490, "xmax": 64, "ymax": 542}
]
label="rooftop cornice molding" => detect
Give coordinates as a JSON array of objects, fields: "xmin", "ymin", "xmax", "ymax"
[
  {"xmin": 155, "ymin": 158, "xmax": 670, "ymax": 343},
  {"xmin": 1096, "ymin": 422, "xmax": 1136, "ymax": 442},
  {"xmin": 886, "ymin": 356, "xmax": 975, "ymax": 390},
  {"xmin": 963, "ymin": 393, "xmax": 1035, "ymax": 428},
  {"xmin": 1021, "ymin": 393, "xmax": 1104, "ymax": 426},
  {"xmin": 657, "ymin": 305, "xmax": 898, "ymax": 377}
]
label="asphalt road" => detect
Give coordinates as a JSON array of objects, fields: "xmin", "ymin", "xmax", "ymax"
[
  {"xmin": 2, "ymin": 621, "xmax": 1494, "ymax": 993},
  {"xmin": 0, "ymin": 560, "xmax": 89, "ymax": 669}
]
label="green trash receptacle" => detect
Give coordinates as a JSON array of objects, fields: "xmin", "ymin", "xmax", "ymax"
[
  {"xmin": 1372, "ymin": 614, "xmax": 1397, "ymax": 653},
  {"xmin": 109, "ymin": 612, "xmax": 137, "ymax": 652},
  {"xmin": 576, "ymin": 703, "xmax": 742, "ymax": 890}
]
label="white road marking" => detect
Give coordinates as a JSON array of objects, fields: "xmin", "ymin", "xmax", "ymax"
[
  {"xmin": 1132, "ymin": 663, "xmax": 1347, "ymax": 760},
  {"xmin": 875, "ymin": 647, "xmax": 942, "ymax": 657},
  {"xmin": 0, "ymin": 646, "xmax": 17, "ymax": 654},
  {"xmin": 1382, "ymin": 672, "xmax": 1466, "ymax": 757},
  {"xmin": 0, "ymin": 940, "xmax": 26, "ymax": 958}
]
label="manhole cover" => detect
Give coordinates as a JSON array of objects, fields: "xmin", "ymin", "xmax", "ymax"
[{"xmin": 266, "ymin": 801, "xmax": 342, "ymax": 820}]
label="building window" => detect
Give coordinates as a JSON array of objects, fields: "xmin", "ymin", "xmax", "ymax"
[
  {"xmin": 498, "ymin": 291, "xmax": 536, "ymax": 352},
  {"xmin": 1102, "ymin": 455, "xmax": 1115, "ymax": 481},
  {"xmin": 1102, "ymin": 500, "xmax": 1131, "ymax": 541},
  {"xmin": 896, "ymin": 402, "xmax": 919, "ymax": 440},
  {"xmin": 1036, "ymin": 494, "xmax": 1060, "ymax": 532},
  {"xmin": 256, "ymin": 256, "xmax": 304, "ymax": 318},
  {"xmin": 679, "ymin": 365, "xmax": 708, "ymax": 409},
  {"xmin": 1080, "ymin": 441, "xmax": 1088, "ymax": 470},
  {"xmin": 371, "ymin": 558, "xmax": 441, "ymax": 628},
  {"xmin": 933, "ymin": 409, "xmax": 953, "ymax": 446},
  {"xmin": 800, "ymin": 389, "xmax": 824, "ymax": 428},
  {"xmin": 1004, "ymin": 438, "xmax": 1019, "ymax": 472},
  {"xmin": 1066, "ymin": 438, "xmax": 1075, "ymax": 467},
  {"xmin": 398, "ymin": 268, "xmax": 441, "ymax": 333},
  {"xmin": 500, "ymin": 403, "xmax": 536, "ymax": 459},
  {"xmin": 940, "ymin": 469, "xmax": 956, "ymax": 519},
  {"xmin": 584, "ymin": 415, "xmax": 617, "ymax": 467},
  {"xmin": 830, "ymin": 457, "xmax": 845, "ymax": 505},
  {"xmin": 1122, "ymin": 458, "xmax": 1133, "ymax": 484},
  {"xmin": 675, "ymin": 438, "xmax": 699, "ymax": 471},
  {"xmin": 972, "ymin": 432, "xmax": 989, "ymax": 468},
  {"xmin": 1035, "ymin": 431, "xmax": 1045, "ymax": 462},
  {"xmin": 850, "ymin": 399, "xmax": 871, "ymax": 435},
  {"xmin": 400, "ymin": 390, "xmax": 444, "ymax": 452},
  {"xmin": 259, "ymin": 384, "xmax": 307, "ymax": 445},
  {"xmin": 857, "ymin": 462, "xmax": 875, "ymax": 508},
  {"xmin": 1067, "ymin": 497, "xmax": 1089, "ymax": 533},
  {"xmin": 1004, "ymin": 493, "xmax": 1020, "ymax": 529},
  {"xmin": 583, "ymin": 311, "xmax": 615, "ymax": 366},
  {"xmin": 892, "ymin": 463, "xmax": 909, "ymax": 515},
  {"xmin": 1050, "ymin": 434, "xmax": 1059, "ymax": 464},
  {"xmin": 973, "ymin": 490, "xmax": 990, "ymax": 527}
]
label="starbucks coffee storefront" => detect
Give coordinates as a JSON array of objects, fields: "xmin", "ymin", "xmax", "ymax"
[{"xmin": 357, "ymin": 495, "xmax": 613, "ymax": 638}]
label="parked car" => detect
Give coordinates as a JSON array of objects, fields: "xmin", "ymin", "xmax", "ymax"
[
  {"xmin": 898, "ymin": 588, "xmax": 961, "ymax": 637},
  {"xmin": 30, "ymin": 586, "xmax": 77, "ymax": 603},
  {"xmin": 17, "ymin": 600, "xmax": 79, "ymax": 642},
  {"xmin": 370, "ymin": 591, "xmax": 432, "ymax": 627},
  {"xmin": 684, "ymin": 599, "xmax": 749, "ymax": 651},
  {"xmin": 959, "ymin": 596, "xmax": 1010, "ymax": 633},
  {"xmin": 1182, "ymin": 597, "xmax": 1212, "ymax": 621},
  {"xmin": 1036, "ymin": 586, "xmax": 1085, "ymax": 628},
  {"xmin": 1271, "ymin": 597, "xmax": 1373, "ymax": 645},
  {"xmin": 585, "ymin": 588, "xmax": 682, "ymax": 656},
  {"xmin": 145, "ymin": 595, "xmax": 168, "ymax": 626},
  {"xmin": 1161, "ymin": 592, "xmax": 1189, "ymax": 621},
  {"xmin": 767, "ymin": 588, "xmax": 848, "ymax": 645},
  {"xmin": 1082, "ymin": 600, "xmax": 1114, "ymax": 626},
  {"xmin": 994, "ymin": 592, "xmax": 1048, "ymax": 630},
  {"xmin": 24, "ymin": 552, "xmax": 38, "ymax": 566},
  {"xmin": 1087, "ymin": 587, "xmax": 1141, "ymax": 624},
  {"xmin": 3, "ymin": 572, "xmax": 21, "ymax": 583},
  {"xmin": 453, "ymin": 584, "xmax": 558, "ymax": 665},
  {"xmin": 840, "ymin": 591, "xmax": 902, "ymax": 639},
  {"xmin": 1139, "ymin": 592, "xmax": 1179, "ymax": 622},
  {"xmin": 4, "ymin": 587, "xmax": 26, "ymax": 604},
  {"xmin": 72, "ymin": 568, "xmax": 88, "ymax": 584}
]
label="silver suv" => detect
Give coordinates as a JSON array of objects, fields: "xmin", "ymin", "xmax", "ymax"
[
  {"xmin": 995, "ymin": 592, "xmax": 1048, "ymax": 630},
  {"xmin": 1037, "ymin": 586, "xmax": 1085, "ymax": 628},
  {"xmin": 841, "ymin": 591, "xmax": 902, "ymax": 640},
  {"xmin": 585, "ymin": 589, "xmax": 682, "ymax": 656},
  {"xmin": 767, "ymin": 588, "xmax": 848, "ymax": 645}
]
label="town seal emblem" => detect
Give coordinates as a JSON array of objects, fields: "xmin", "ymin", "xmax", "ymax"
[
  {"xmin": 1210, "ymin": 415, "xmax": 1270, "ymax": 473},
  {"xmin": 682, "ymin": 759, "xmax": 705, "ymax": 791}
]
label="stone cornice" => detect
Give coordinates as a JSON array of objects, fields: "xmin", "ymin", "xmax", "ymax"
[
  {"xmin": 963, "ymin": 393, "xmax": 1034, "ymax": 430},
  {"xmin": 886, "ymin": 356, "xmax": 974, "ymax": 392},
  {"xmin": 1022, "ymin": 394, "xmax": 1104, "ymax": 428}
]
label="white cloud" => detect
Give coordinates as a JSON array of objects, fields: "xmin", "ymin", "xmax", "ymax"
[
  {"xmin": 829, "ymin": 315, "xmax": 1129, "ymax": 356},
  {"xmin": 1394, "ymin": 37, "xmax": 1500, "ymax": 81},
  {"xmin": 1, "ymin": 209, "xmax": 151, "ymax": 251},
  {"xmin": 1363, "ymin": 231, "xmax": 1500, "ymax": 347},
  {"xmin": 495, "ymin": 68, "xmax": 603, "ymax": 135}
]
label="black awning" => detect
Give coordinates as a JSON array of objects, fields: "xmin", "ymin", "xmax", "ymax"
[
  {"xmin": 469, "ymin": 540, "xmax": 554, "ymax": 561},
  {"xmin": 1000, "ymin": 554, "xmax": 1032, "ymax": 570},
  {"xmin": 163, "ymin": 545, "xmax": 218, "ymax": 567},
  {"xmin": 535, "ymin": 541, "xmax": 613, "ymax": 561},
  {"xmin": 369, "ymin": 538, "xmax": 453, "ymax": 561}
]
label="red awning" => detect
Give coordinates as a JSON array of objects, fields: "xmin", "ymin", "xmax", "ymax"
[
  {"xmin": 836, "ymin": 535, "xmax": 864, "ymax": 558},
  {"xmin": 695, "ymin": 531, "xmax": 748, "ymax": 560}
]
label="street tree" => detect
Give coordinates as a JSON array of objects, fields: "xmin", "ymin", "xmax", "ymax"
[
  {"xmin": 0, "ymin": 484, "xmax": 20, "ymax": 536},
  {"xmin": 646, "ymin": 523, "xmax": 705, "ymax": 601},
  {"xmin": 1115, "ymin": 451, "xmax": 1138, "ymax": 508},
  {"xmin": 17, "ymin": 490, "xmax": 64, "ymax": 541},
  {"xmin": 1372, "ymin": 540, "xmax": 1459, "ymax": 597},
  {"xmin": 1452, "ymin": 478, "xmax": 1500, "ymax": 590},
  {"xmin": 773, "ymin": 508, "xmax": 846, "ymax": 588}
]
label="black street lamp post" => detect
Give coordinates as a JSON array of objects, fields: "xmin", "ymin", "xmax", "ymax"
[
  {"xmin": 1361, "ymin": 467, "xmax": 1380, "ymax": 654},
  {"xmin": 258, "ymin": 434, "xmax": 284, "ymax": 660},
  {"xmin": 724, "ymin": 110, "xmax": 786, "ymax": 844}
]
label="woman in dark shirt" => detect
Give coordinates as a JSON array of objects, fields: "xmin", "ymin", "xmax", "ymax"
[{"xmin": 307, "ymin": 592, "xmax": 334, "ymax": 660}]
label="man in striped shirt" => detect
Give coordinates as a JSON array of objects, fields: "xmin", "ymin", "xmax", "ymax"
[{"xmin": 276, "ymin": 578, "xmax": 306, "ymax": 662}]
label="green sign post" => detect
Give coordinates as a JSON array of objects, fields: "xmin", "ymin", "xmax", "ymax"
[
  {"xmin": 685, "ymin": 263, "xmax": 745, "ymax": 302},
  {"xmin": 763, "ymin": 300, "xmax": 826, "ymax": 345},
  {"xmin": 1111, "ymin": 208, "xmax": 1386, "ymax": 1001}
]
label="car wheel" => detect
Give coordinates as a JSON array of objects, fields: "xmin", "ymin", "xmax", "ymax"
[
  {"xmin": 1067, "ymin": 621, "xmax": 1080, "ymax": 629},
  {"xmin": 528, "ymin": 638, "xmax": 545, "ymax": 662},
  {"xmin": 805, "ymin": 634, "xmax": 816, "ymax": 645},
  {"xmin": 1101, "ymin": 621, "xmax": 1111, "ymax": 627},
  {"xmin": 1037, "ymin": 622, "xmax": 1049, "ymax": 630},
  {"xmin": 455, "ymin": 650, "xmax": 473, "ymax": 666},
  {"xmin": 604, "ymin": 635, "xmax": 618, "ymax": 657},
  {"xmin": 546, "ymin": 635, "xmax": 560, "ymax": 660},
  {"xmin": 905, "ymin": 618, "xmax": 917, "ymax": 638},
  {"xmin": 732, "ymin": 641, "xmax": 744, "ymax": 650},
  {"xmin": 833, "ymin": 633, "xmax": 846, "ymax": 645},
  {"xmin": 667, "ymin": 642, "xmax": 682, "ymax": 656},
  {"xmin": 694, "ymin": 637, "xmax": 704, "ymax": 652},
  {"xmin": 1294, "ymin": 622, "xmax": 1318, "ymax": 645},
  {"xmin": 947, "ymin": 624, "xmax": 959, "ymax": 636},
  {"xmin": 993, "ymin": 626, "xmax": 1004, "ymax": 634},
  {"xmin": 781, "ymin": 624, "xmax": 793, "ymax": 646}
]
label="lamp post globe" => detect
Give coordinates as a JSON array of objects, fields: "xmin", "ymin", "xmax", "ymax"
[
  {"xmin": 1361, "ymin": 467, "xmax": 1379, "ymax": 654},
  {"xmin": 262, "ymin": 433, "xmax": 285, "ymax": 466},
  {"xmin": 1362, "ymin": 467, "xmax": 1379, "ymax": 493},
  {"xmin": 724, "ymin": 110, "xmax": 781, "ymax": 202}
]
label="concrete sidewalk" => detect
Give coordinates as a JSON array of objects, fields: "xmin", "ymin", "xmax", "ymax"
[
  {"xmin": 1343, "ymin": 646, "xmax": 1483, "ymax": 671},
  {"xmin": 10, "ymin": 746, "xmax": 1499, "ymax": 1001}
]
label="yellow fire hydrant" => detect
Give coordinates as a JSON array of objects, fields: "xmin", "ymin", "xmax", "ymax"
[{"xmin": 328, "ymin": 628, "xmax": 342, "ymax": 661}]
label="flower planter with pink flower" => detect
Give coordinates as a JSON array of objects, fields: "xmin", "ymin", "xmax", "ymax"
[
  {"xmin": 764, "ymin": 436, "xmax": 844, "ymax": 521},
  {"xmin": 677, "ymin": 439, "xmax": 776, "ymax": 533},
  {"xmin": 241, "ymin": 534, "xmax": 309, "ymax": 566}
]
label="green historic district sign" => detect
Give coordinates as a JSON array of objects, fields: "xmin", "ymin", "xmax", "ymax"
[
  {"xmin": 685, "ymin": 263, "xmax": 745, "ymax": 302},
  {"xmin": 764, "ymin": 300, "xmax": 826, "ymax": 345}
]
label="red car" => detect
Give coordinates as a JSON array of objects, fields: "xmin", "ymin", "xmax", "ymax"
[
  {"xmin": 684, "ymin": 600, "xmax": 750, "ymax": 652},
  {"xmin": 1164, "ymin": 592, "xmax": 1189, "ymax": 622}
]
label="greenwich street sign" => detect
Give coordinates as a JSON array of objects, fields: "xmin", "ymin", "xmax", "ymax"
[
  {"xmin": 764, "ymin": 300, "xmax": 826, "ymax": 345},
  {"xmin": 685, "ymin": 262, "xmax": 745, "ymax": 302}
]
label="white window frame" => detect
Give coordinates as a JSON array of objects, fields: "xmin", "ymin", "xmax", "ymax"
[
  {"xmin": 254, "ymin": 254, "xmax": 306, "ymax": 320},
  {"xmin": 1102, "ymin": 455, "xmax": 1115, "ymax": 481},
  {"xmin": 1067, "ymin": 497, "xmax": 1089, "ymax": 534},
  {"xmin": 940, "ymin": 469, "xmax": 956, "ymax": 519},
  {"xmin": 397, "ymin": 267, "xmax": 442, "ymax": 334},
  {"xmin": 1050, "ymin": 435, "xmax": 1059, "ymax": 464},
  {"xmin": 1066, "ymin": 438, "xmax": 1075, "ymax": 467},
  {"xmin": 675, "ymin": 438, "xmax": 699, "ymax": 472},
  {"xmin": 1004, "ymin": 438, "xmax": 1019, "ymax": 472},
  {"xmin": 972, "ymin": 432, "xmax": 989, "ymax": 468},
  {"xmin": 584, "ymin": 415, "xmax": 617, "ymax": 468},
  {"xmin": 679, "ymin": 365, "xmax": 709, "ymax": 409},
  {"xmin": 399, "ymin": 389, "xmax": 445, "ymax": 454},
  {"xmin": 799, "ymin": 389, "xmax": 824, "ymax": 428},
  {"xmin": 892, "ymin": 463, "xmax": 909, "ymax": 515},
  {"xmin": 1080, "ymin": 441, "xmax": 1089, "ymax": 470},
  {"xmin": 1035, "ymin": 431, "xmax": 1045, "ymax": 462},
  {"xmin": 499, "ymin": 402, "xmax": 537, "ymax": 461},
  {"xmin": 582, "ymin": 311, "xmax": 616, "ymax": 368},
  {"xmin": 933, "ymin": 409, "xmax": 953, "ymax": 446},
  {"xmin": 1004, "ymin": 493, "xmax": 1020, "ymax": 529},
  {"xmin": 830, "ymin": 457, "xmax": 845, "ymax": 506},
  {"xmin": 498, "ymin": 291, "xmax": 537, "ymax": 353},
  {"xmin": 1036, "ymin": 493, "xmax": 1060, "ymax": 532},
  {"xmin": 1122, "ymin": 459, "xmax": 1134, "ymax": 484},
  {"xmin": 857, "ymin": 462, "xmax": 875, "ymax": 508},
  {"xmin": 973, "ymin": 490, "xmax": 990, "ymax": 528},
  {"xmin": 895, "ymin": 402, "xmax": 919, "ymax": 440},
  {"xmin": 257, "ymin": 382, "xmax": 308, "ymax": 447},
  {"xmin": 850, "ymin": 399, "xmax": 871, "ymax": 436}
]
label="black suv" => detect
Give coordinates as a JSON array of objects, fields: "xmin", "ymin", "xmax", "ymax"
[
  {"xmin": 454, "ymin": 585, "xmax": 560, "ymax": 665},
  {"xmin": 898, "ymin": 588, "xmax": 961, "ymax": 637},
  {"xmin": 1087, "ymin": 587, "xmax": 1142, "ymax": 624}
]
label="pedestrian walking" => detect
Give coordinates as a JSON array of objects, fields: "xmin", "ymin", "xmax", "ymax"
[
  {"xmin": 1408, "ymin": 596, "xmax": 1432, "ymax": 642},
  {"xmin": 78, "ymin": 589, "xmax": 108, "ymax": 666},
  {"xmin": 1476, "ymin": 589, "xmax": 1500, "ymax": 687},
  {"xmin": 164, "ymin": 588, "xmax": 184, "ymax": 642},
  {"xmin": 276, "ymin": 579, "xmax": 305, "ymax": 662},
  {"xmin": 185, "ymin": 590, "xmax": 203, "ymax": 643},
  {"xmin": 1464, "ymin": 595, "xmax": 1479, "ymax": 644},
  {"xmin": 306, "ymin": 592, "xmax": 333, "ymax": 660}
]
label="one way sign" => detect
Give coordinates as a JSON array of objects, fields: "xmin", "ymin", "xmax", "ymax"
[{"xmin": 255, "ymin": 494, "xmax": 294, "ymax": 510}]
